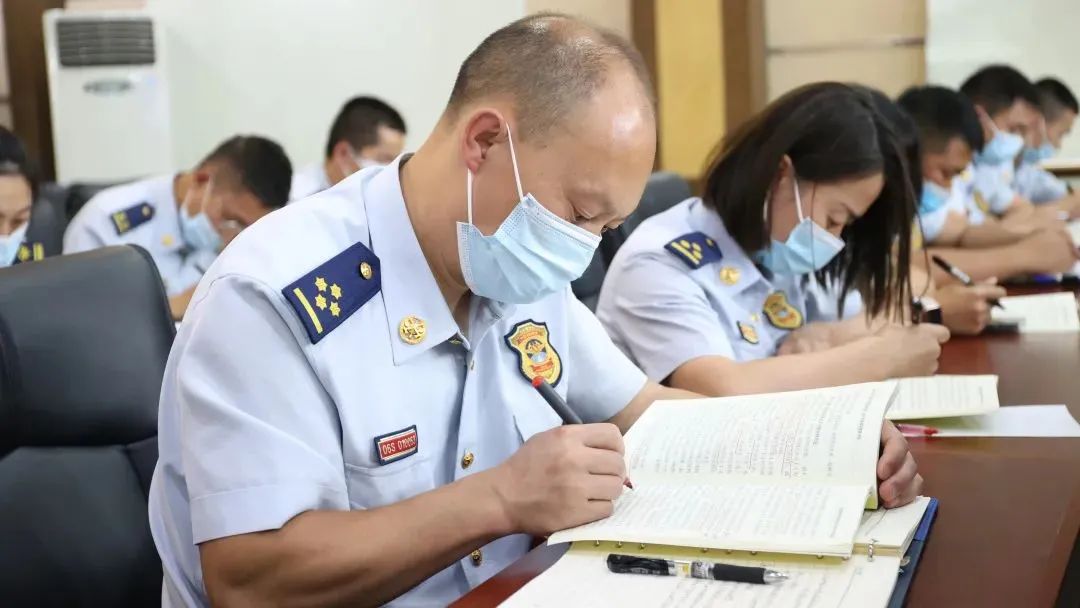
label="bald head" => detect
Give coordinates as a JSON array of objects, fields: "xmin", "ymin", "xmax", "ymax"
[{"xmin": 447, "ymin": 13, "xmax": 655, "ymax": 139}]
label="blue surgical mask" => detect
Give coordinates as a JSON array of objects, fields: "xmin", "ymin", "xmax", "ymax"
[
  {"xmin": 0, "ymin": 221, "xmax": 28, "ymax": 267},
  {"xmin": 179, "ymin": 179, "xmax": 222, "ymax": 254},
  {"xmin": 978, "ymin": 125, "xmax": 1024, "ymax": 165},
  {"xmin": 757, "ymin": 177, "xmax": 845, "ymax": 276},
  {"xmin": 920, "ymin": 181, "xmax": 951, "ymax": 214},
  {"xmin": 457, "ymin": 126, "xmax": 601, "ymax": 304},
  {"xmin": 1021, "ymin": 142, "xmax": 1056, "ymax": 164}
]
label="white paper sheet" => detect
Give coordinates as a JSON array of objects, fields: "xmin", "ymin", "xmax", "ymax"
[
  {"xmin": 500, "ymin": 546, "xmax": 901, "ymax": 608},
  {"xmin": 915, "ymin": 405, "xmax": 1080, "ymax": 437},
  {"xmin": 991, "ymin": 293, "xmax": 1080, "ymax": 333},
  {"xmin": 886, "ymin": 376, "xmax": 999, "ymax": 420}
]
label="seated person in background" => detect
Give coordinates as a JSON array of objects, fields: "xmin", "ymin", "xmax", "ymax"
[
  {"xmin": 597, "ymin": 83, "xmax": 950, "ymax": 397},
  {"xmin": 1015, "ymin": 77, "xmax": 1078, "ymax": 203},
  {"xmin": 148, "ymin": 17, "xmax": 920, "ymax": 607},
  {"xmin": 960, "ymin": 65, "xmax": 1075, "ymax": 222},
  {"xmin": 899, "ymin": 86, "xmax": 1079, "ymax": 282},
  {"xmin": 64, "ymin": 135, "xmax": 291, "ymax": 319},
  {"xmin": 290, "ymin": 96, "xmax": 407, "ymax": 200},
  {"xmin": 0, "ymin": 127, "xmax": 47, "ymax": 267}
]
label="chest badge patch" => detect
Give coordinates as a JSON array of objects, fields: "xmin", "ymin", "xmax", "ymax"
[
  {"xmin": 737, "ymin": 321, "xmax": 759, "ymax": 344},
  {"xmin": 373, "ymin": 425, "xmax": 419, "ymax": 465},
  {"xmin": 504, "ymin": 320, "xmax": 563, "ymax": 387},
  {"xmin": 763, "ymin": 290, "xmax": 804, "ymax": 330}
]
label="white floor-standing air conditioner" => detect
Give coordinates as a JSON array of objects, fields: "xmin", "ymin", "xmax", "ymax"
[{"xmin": 43, "ymin": 9, "xmax": 173, "ymax": 183}]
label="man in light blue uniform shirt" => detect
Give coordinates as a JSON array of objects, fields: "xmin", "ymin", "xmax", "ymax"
[
  {"xmin": 150, "ymin": 15, "xmax": 683, "ymax": 607},
  {"xmin": 1016, "ymin": 77, "xmax": 1078, "ymax": 204},
  {"xmin": 64, "ymin": 135, "xmax": 292, "ymax": 318}
]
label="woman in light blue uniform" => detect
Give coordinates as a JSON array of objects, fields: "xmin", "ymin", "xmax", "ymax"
[{"xmin": 597, "ymin": 83, "xmax": 949, "ymax": 396}]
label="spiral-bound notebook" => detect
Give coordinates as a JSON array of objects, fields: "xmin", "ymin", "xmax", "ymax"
[
  {"xmin": 501, "ymin": 498, "xmax": 937, "ymax": 607},
  {"xmin": 500, "ymin": 382, "xmax": 938, "ymax": 607}
]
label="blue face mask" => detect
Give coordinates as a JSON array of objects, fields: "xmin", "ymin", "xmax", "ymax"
[
  {"xmin": 0, "ymin": 221, "xmax": 28, "ymax": 267},
  {"xmin": 920, "ymin": 181, "xmax": 952, "ymax": 214},
  {"xmin": 978, "ymin": 127, "xmax": 1024, "ymax": 165},
  {"xmin": 179, "ymin": 179, "xmax": 223, "ymax": 254},
  {"xmin": 457, "ymin": 126, "xmax": 601, "ymax": 304},
  {"xmin": 757, "ymin": 177, "xmax": 845, "ymax": 276},
  {"xmin": 1021, "ymin": 142, "xmax": 1056, "ymax": 165}
]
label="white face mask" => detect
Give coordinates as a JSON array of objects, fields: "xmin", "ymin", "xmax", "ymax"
[
  {"xmin": 456, "ymin": 125, "xmax": 601, "ymax": 304},
  {"xmin": 179, "ymin": 177, "xmax": 222, "ymax": 254},
  {"xmin": 0, "ymin": 221, "xmax": 29, "ymax": 267}
]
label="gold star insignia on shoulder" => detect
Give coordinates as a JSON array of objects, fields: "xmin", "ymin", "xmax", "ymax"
[{"xmin": 283, "ymin": 242, "xmax": 381, "ymax": 344}]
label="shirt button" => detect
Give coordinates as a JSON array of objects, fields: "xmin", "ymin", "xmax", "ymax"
[
  {"xmin": 461, "ymin": 451, "xmax": 475, "ymax": 469},
  {"xmin": 470, "ymin": 549, "xmax": 483, "ymax": 566}
]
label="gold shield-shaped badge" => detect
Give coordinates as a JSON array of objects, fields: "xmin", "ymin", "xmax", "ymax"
[
  {"xmin": 504, "ymin": 320, "xmax": 563, "ymax": 386},
  {"xmin": 737, "ymin": 321, "xmax": 759, "ymax": 345},
  {"xmin": 763, "ymin": 291, "xmax": 804, "ymax": 330}
]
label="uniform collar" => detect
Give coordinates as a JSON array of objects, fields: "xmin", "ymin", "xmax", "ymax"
[
  {"xmin": 152, "ymin": 174, "xmax": 183, "ymax": 251},
  {"xmin": 364, "ymin": 155, "xmax": 458, "ymax": 364},
  {"xmin": 688, "ymin": 198, "xmax": 763, "ymax": 294}
]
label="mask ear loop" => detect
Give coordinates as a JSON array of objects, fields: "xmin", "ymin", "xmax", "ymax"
[
  {"xmin": 466, "ymin": 169, "xmax": 474, "ymax": 225},
  {"xmin": 505, "ymin": 124, "xmax": 525, "ymax": 200}
]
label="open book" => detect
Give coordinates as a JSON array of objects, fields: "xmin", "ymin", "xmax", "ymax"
[
  {"xmin": 886, "ymin": 375, "xmax": 999, "ymax": 420},
  {"xmin": 504, "ymin": 498, "xmax": 934, "ymax": 607},
  {"xmin": 548, "ymin": 381, "xmax": 897, "ymax": 557}
]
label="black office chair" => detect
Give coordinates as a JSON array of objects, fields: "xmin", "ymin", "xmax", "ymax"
[
  {"xmin": 65, "ymin": 182, "xmax": 121, "ymax": 221},
  {"xmin": 600, "ymin": 171, "xmax": 692, "ymax": 265},
  {"xmin": 571, "ymin": 248, "xmax": 608, "ymax": 311},
  {"xmin": 0, "ymin": 246, "xmax": 174, "ymax": 607},
  {"xmin": 25, "ymin": 184, "xmax": 69, "ymax": 258}
]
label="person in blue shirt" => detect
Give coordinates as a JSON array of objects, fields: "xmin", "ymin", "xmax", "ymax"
[
  {"xmin": 0, "ymin": 127, "xmax": 51, "ymax": 267},
  {"xmin": 597, "ymin": 82, "xmax": 949, "ymax": 397},
  {"xmin": 898, "ymin": 86, "xmax": 1077, "ymax": 285},
  {"xmin": 149, "ymin": 19, "xmax": 922, "ymax": 607},
  {"xmin": 960, "ymin": 65, "xmax": 1076, "ymax": 223},
  {"xmin": 290, "ymin": 96, "xmax": 407, "ymax": 201},
  {"xmin": 1016, "ymin": 77, "xmax": 1078, "ymax": 204}
]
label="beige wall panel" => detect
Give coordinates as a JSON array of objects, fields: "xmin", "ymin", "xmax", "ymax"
[
  {"xmin": 655, "ymin": 0, "xmax": 725, "ymax": 177},
  {"xmin": 526, "ymin": 0, "xmax": 631, "ymax": 38},
  {"xmin": 766, "ymin": 0, "xmax": 925, "ymax": 47},
  {"xmin": 767, "ymin": 47, "xmax": 925, "ymax": 101}
]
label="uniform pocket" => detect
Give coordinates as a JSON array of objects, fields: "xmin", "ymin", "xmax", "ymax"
[
  {"xmin": 512, "ymin": 400, "xmax": 561, "ymax": 444},
  {"xmin": 344, "ymin": 453, "xmax": 435, "ymax": 509}
]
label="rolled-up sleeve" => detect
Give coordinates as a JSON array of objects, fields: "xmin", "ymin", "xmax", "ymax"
[
  {"xmin": 598, "ymin": 253, "xmax": 735, "ymax": 383},
  {"xmin": 172, "ymin": 274, "xmax": 348, "ymax": 543}
]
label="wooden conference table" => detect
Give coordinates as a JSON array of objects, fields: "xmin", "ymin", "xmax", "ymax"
[{"xmin": 454, "ymin": 285, "xmax": 1080, "ymax": 608}]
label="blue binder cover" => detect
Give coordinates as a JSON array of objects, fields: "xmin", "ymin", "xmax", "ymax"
[{"xmin": 887, "ymin": 497, "xmax": 939, "ymax": 608}]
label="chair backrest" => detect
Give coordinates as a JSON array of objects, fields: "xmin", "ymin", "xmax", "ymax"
[
  {"xmin": 65, "ymin": 182, "xmax": 121, "ymax": 221},
  {"xmin": 600, "ymin": 171, "xmax": 692, "ymax": 264},
  {"xmin": 25, "ymin": 184, "xmax": 69, "ymax": 258},
  {"xmin": 0, "ymin": 246, "xmax": 174, "ymax": 606}
]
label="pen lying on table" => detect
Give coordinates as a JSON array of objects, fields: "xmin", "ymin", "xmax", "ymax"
[{"xmin": 606, "ymin": 554, "xmax": 788, "ymax": 584}]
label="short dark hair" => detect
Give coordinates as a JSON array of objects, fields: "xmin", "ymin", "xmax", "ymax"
[
  {"xmin": 200, "ymin": 135, "xmax": 292, "ymax": 210},
  {"xmin": 897, "ymin": 85, "xmax": 984, "ymax": 154},
  {"xmin": 447, "ymin": 13, "xmax": 654, "ymax": 140},
  {"xmin": 324, "ymin": 96, "xmax": 407, "ymax": 158},
  {"xmin": 701, "ymin": 82, "xmax": 915, "ymax": 319},
  {"xmin": 0, "ymin": 126, "xmax": 38, "ymax": 200},
  {"xmin": 960, "ymin": 65, "xmax": 1040, "ymax": 116},
  {"xmin": 1035, "ymin": 78, "xmax": 1079, "ymax": 121}
]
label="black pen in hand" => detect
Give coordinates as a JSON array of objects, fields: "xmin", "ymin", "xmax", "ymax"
[
  {"xmin": 931, "ymin": 255, "xmax": 1004, "ymax": 310},
  {"xmin": 531, "ymin": 376, "xmax": 633, "ymax": 490}
]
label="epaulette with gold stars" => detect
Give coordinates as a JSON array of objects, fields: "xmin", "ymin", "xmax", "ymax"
[
  {"xmin": 664, "ymin": 232, "xmax": 722, "ymax": 269},
  {"xmin": 110, "ymin": 202, "xmax": 155, "ymax": 235},
  {"xmin": 282, "ymin": 242, "xmax": 381, "ymax": 344},
  {"xmin": 13, "ymin": 241, "xmax": 45, "ymax": 265}
]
